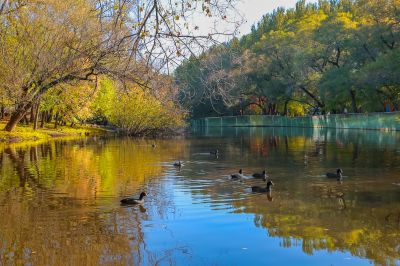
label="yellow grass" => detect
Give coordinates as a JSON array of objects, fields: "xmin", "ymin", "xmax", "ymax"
[{"xmin": 0, "ymin": 121, "xmax": 108, "ymax": 143}]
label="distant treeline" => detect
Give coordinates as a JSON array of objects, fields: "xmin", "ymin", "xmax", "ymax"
[{"xmin": 175, "ymin": 0, "xmax": 400, "ymax": 118}]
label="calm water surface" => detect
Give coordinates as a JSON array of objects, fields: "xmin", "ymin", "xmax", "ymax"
[{"xmin": 0, "ymin": 128, "xmax": 399, "ymax": 265}]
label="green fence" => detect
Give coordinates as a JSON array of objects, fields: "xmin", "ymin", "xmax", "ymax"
[{"xmin": 191, "ymin": 112, "xmax": 400, "ymax": 131}]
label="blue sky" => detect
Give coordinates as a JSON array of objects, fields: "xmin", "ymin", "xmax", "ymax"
[
  {"xmin": 189, "ymin": 0, "xmax": 318, "ymax": 42},
  {"xmin": 236, "ymin": 0, "xmax": 318, "ymax": 35}
]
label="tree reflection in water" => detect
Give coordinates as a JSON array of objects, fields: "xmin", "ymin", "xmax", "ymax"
[
  {"xmin": 0, "ymin": 129, "xmax": 398, "ymax": 265},
  {"xmin": 188, "ymin": 127, "xmax": 400, "ymax": 265},
  {"xmin": 0, "ymin": 138, "xmax": 185, "ymax": 265}
]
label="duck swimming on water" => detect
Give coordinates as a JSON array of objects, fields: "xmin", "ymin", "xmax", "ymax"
[
  {"xmin": 326, "ymin": 169, "xmax": 343, "ymax": 180},
  {"xmin": 210, "ymin": 149, "xmax": 219, "ymax": 156},
  {"xmin": 252, "ymin": 180, "xmax": 274, "ymax": 193},
  {"xmin": 121, "ymin": 192, "xmax": 147, "ymax": 205},
  {"xmin": 231, "ymin": 169, "xmax": 244, "ymax": 180},
  {"xmin": 173, "ymin": 161, "xmax": 182, "ymax": 167},
  {"xmin": 252, "ymin": 170, "xmax": 268, "ymax": 181}
]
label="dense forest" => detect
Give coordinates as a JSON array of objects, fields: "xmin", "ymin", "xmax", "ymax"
[
  {"xmin": 175, "ymin": 0, "xmax": 400, "ymax": 118},
  {"xmin": 0, "ymin": 0, "xmax": 238, "ymax": 135}
]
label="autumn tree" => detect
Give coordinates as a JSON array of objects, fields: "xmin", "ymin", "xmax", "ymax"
[{"xmin": 0, "ymin": 0, "xmax": 240, "ymax": 131}]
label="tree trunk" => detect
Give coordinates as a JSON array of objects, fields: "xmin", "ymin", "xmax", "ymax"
[
  {"xmin": 47, "ymin": 108, "xmax": 53, "ymax": 123},
  {"xmin": 4, "ymin": 103, "xmax": 33, "ymax": 131},
  {"xmin": 393, "ymin": 100, "xmax": 399, "ymax": 111},
  {"xmin": 300, "ymin": 86, "xmax": 325, "ymax": 109},
  {"xmin": 350, "ymin": 90, "xmax": 357, "ymax": 113},
  {"xmin": 40, "ymin": 111, "xmax": 46, "ymax": 128},
  {"xmin": 54, "ymin": 113, "xmax": 58, "ymax": 129},
  {"xmin": 33, "ymin": 100, "xmax": 41, "ymax": 130},
  {"xmin": 0, "ymin": 106, "xmax": 4, "ymax": 119},
  {"xmin": 283, "ymin": 100, "xmax": 289, "ymax": 116},
  {"xmin": 30, "ymin": 105, "xmax": 35, "ymax": 123},
  {"xmin": 22, "ymin": 114, "xmax": 29, "ymax": 125},
  {"xmin": 4, "ymin": 113, "xmax": 25, "ymax": 131}
]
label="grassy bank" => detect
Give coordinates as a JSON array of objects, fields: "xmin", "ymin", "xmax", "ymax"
[{"xmin": 0, "ymin": 121, "xmax": 109, "ymax": 143}]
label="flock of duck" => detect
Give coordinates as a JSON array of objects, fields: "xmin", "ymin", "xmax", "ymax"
[{"xmin": 120, "ymin": 148, "xmax": 344, "ymax": 205}]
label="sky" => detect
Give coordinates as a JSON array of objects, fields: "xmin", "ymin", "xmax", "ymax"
[
  {"xmin": 189, "ymin": 0, "xmax": 318, "ymax": 42},
  {"xmin": 167, "ymin": 0, "xmax": 319, "ymax": 68},
  {"xmin": 235, "ymin": 0, "xmax": 318, "ymax": 36}
]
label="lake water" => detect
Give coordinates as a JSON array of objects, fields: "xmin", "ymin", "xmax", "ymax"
[{"xmin": 0, "ymin": 127, "xmax": 399, "ymax": 265}]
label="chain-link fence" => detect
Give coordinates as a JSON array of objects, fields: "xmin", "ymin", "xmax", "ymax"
[{"xmin": 191, "ymin": 113, "xmax": 400, "ymax": 131}]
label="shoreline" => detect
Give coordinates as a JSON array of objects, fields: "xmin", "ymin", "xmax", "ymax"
[
  {"xmin": 0, "ymin": 122, "xmax": 187, "ymax": 145},
  {"xmin": 0, "ymin": 122, "xmax": 111, "ymax": 144}
]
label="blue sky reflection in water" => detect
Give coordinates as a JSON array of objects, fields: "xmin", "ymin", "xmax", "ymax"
[
  {"xmin": 0, "ymin": 127, "xmax": 399, "ymax": 265},
  {"xmin": 144, "ymin": 188, "xmax": 372, "ymax": 266}
]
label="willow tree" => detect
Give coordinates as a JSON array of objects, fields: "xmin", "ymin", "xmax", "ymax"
[{"xmin": 0, "ymin": 0, "xmax": 240, "ymax": 131}]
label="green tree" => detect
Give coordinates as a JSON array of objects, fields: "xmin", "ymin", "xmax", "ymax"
[{"xmin": 176, "ymin": 0, "xmax": 400, "ymax": 117}]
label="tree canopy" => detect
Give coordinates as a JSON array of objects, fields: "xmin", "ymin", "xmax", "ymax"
[
  {"xmin": 0, "ymin": 0, "xmax": 240, "ymax": 133},
  {"xmin": 175, "ymin": 0, "xmax": 400, "ymax": 118}
]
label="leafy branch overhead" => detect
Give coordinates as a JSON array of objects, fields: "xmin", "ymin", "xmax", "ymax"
[{"xmin": 0, "ymin": 0, "xmax": 241, "ymax": 132}]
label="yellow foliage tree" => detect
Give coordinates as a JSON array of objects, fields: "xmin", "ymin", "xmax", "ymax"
[{"xmin": 108, "ymin": 87, "xmax": 185, "ymax": 135}]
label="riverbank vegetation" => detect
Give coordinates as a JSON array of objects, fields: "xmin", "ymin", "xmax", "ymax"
[
  {"xmin": 0, "ymin": 121, "xmax": 106, "ymax": 143},
  {"xmin": 3, "ymin": 0, "xmax": 398, "ymax": 138},
  {"xmin": 176, "ymin": 0, "xmax": 400, "ymax": 118},
  {"xmin": 0, "ymin": 0, "xmax": 239, "ymax": 138}
]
